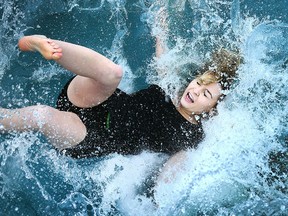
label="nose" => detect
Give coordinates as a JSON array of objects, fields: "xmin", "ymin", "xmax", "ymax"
[{"xmin": 194, "ymin": 86, "xmax": 204, "ymax": 96}]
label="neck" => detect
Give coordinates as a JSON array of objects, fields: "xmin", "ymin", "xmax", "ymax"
[{"xmin": 176, "ymin": 105, "xmax": 199, "ymax": 124}]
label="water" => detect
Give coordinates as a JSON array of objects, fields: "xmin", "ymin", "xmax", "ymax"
[{"xmin": 0, "ymin": 0, "xmax": 287, "ymax": 215}]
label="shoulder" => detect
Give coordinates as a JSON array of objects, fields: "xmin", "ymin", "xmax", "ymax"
[
  {"xmin": 131, "ymin": 84, "xmax": 165, "ymax": 97},
  {"xmin": 146, "ymin": 84, "xmax": 167, "ymax": 96},
  {"xmin": 127, "ymin": 85, "xmax": 172, "ymax": 109},
  {"xmin": 145, "ymin": 84, "xmax": 164, "ymax": 92}
]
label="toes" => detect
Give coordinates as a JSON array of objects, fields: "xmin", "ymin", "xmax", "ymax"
[
  {"xmin": 48, "ymin": 40, "xmax": 58, "ymax": 48},
  {"xmin": 46, "ymin": 40, "xmax": 62, "ymax": 60},
  {"xmin": 53, "ymin": 44, "xmax": 60, "ymax": 49},
  {"xmin": 55, "ymin": 47, "xmax": 62, "ymax": 53},
  {"xmin": 52, "ymin": 52, "xmax": 62, "ymax": 60}
]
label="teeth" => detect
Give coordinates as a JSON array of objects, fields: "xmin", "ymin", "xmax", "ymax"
[{"xmin": 188, "ymin": 92, "xmax": 194, "ymax": 102}]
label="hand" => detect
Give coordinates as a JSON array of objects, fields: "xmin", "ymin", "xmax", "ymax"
[
  {"xmin": 155, "ymin": 6, "xmax": 169, "ymax": 58},
  {"xmin": 155, "ymin": 6, "xmax": 169, "ymax": 38}
]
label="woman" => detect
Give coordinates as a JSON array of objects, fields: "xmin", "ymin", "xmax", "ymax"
[{"xmin": 0, "ymin": 35, "xmax": 240, "ymax": 159}]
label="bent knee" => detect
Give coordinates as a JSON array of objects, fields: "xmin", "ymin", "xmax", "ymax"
[
  {"xmin": 33, "ymin": 105, "xmax": 87, "ymax": 145},
  {"xmin": 32, "ymin": 105, "xmax": 84, "ymax": 130},
  {"xmin": 30, "ymin": 105, "xmax": 58, "ymax": 128},
  {"xmin": 114, "ymin": 64, "xmax": 123, "ymax": 79},
  {"xmin": 107, "ymin": 64, "xmax": 123, "ymax": 85},
  {"xmin": 32, "ymin": 105, "xmax": 56, "ymax": 116}
]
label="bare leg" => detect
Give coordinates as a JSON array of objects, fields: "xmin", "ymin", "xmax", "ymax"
[
  {"xmin": 0, "ymin": 105, "xmax": 86, "ymax": 150},
  {"xmin": 18, "ymin": 35, "xmax": 123, "ymax": 108},
  {"xmin": 3, "ymin": 35, "xmax": 124, "ymax": 148}
]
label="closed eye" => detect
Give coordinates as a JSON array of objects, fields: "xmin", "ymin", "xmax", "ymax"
[
  {"xmin": 196, "ymin": 80, "xmax": 213, "ymax": 98},
  {"xmin": 205, "ymin": 90, "xmax": 213, "ymax": 99}
]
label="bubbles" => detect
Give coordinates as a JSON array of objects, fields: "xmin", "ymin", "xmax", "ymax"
[
  {"xmin": 58, "ymin": 192, "xmax": 98, "ymax": 215},
  {"xmin": 0, "ymin": 1, "xmax": 27, "ymax": 79},
  {"xmin": 234, "ymin": 22, "xmax": 288, "ymax": 141},
  {"xmin": 153, "ymin": 106, "xmax": 263, "ymax": 214},
  {"xmin": 1, "ymin": 0, "xmax": 288, "ymax": 215},
  {"xmin": 30, "ymin": 64, "xmax": 68, "ymax": 82},
  {"xmin": 144, "ymin": 2, "xmax": 288, "ymax": 215}
]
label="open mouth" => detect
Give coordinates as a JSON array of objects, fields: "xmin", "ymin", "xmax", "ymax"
[{"xmin": 185, "ymin": 92, "xmax": 194, "ymax": 103}]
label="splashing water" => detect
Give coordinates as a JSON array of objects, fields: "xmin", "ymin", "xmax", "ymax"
[{"xmin": 0, "ymin": 0, "xmax": 288, "ymax": 215}]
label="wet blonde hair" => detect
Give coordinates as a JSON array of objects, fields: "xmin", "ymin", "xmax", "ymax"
[{"xmin": 198, "ymin": 48, "xmax": 241, "ymax": 91}]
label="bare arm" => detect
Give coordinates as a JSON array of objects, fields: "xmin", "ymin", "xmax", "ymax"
[
  {"xmin": 155, "ymin": 7, "xmax": 169, "ymax": 59},
  {"xmin": 156, "ymin": 36, "xmax": 167, "ymax": 58},
  {"xmin": 153, "ymin": 7, "xmax": 170, "ymax": 78},
  {"xmin": 156, "ymin": 150, "xmax": 188, "ymax": 184}
]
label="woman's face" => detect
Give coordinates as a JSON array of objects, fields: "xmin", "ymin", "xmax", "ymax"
[{"xmin": 180, "ymin": 79, "xmax": 222, "ymax": 115}]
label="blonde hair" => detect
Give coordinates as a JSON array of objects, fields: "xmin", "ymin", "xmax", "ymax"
[{"xmin": 198, "ymin": 48, "xmax": 241, "ymax": 91}]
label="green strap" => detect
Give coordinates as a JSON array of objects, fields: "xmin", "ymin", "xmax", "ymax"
[{"xmin": 106, "ymin": 112, "xmax": 110, "ymax": 129}]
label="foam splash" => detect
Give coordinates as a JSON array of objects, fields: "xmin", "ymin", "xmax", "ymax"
[
  {"xmin": 0, "ymin": 1, "xmax": 27, "ymax": 79},
  {"xmin": 154, "ymin": 106, "xmax": 270, "ymax": 214},
  {"xmin": 152, "ymin": 20, "xmax": 288, "ymax": 215},
  {"xmin": 0, "ymin": 0, "xmax": 288, "ymax": 215},
  {"xmin": 71, "ymin": 0, "xmax": 136, "ymax": 93}
]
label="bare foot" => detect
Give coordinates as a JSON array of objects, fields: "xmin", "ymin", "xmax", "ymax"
[{"xmin": 18, "ymin": 35, "xmax": 62, "ymax": 60}]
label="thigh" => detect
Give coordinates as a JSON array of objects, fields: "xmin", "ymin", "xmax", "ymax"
[
  {"xmin": 67, "ymin": 75, "xmax": 121, "ymax": 108},
  {"xmin": 35, "ymin": 105, "xmax": 87, "ymax": 150},
  {"xmin": 0, "ymin": 105, "xmax": 87, "ymax": 150}
]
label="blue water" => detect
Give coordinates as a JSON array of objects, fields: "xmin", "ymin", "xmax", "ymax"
[{"xmin": 0, "ymin": 0, "xmax": 288, "ymax": 215}]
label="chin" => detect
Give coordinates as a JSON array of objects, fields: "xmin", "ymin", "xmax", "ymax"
[{"xmin": 179, "ymin": 100, "xmax": 188, "ymax": 108}]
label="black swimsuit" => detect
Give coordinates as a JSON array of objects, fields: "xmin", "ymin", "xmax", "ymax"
[{"xmin": 56, "ymin": 78, "xmax": 204, "ymax": 158}]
